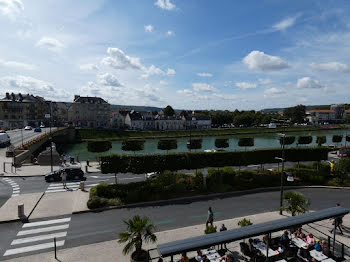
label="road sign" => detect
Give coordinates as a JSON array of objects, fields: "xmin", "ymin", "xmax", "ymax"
[{"xmin": 45, "ymin": 114, "xmax": 51, "ymax": 119}]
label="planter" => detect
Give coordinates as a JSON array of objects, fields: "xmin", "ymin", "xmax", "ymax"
[
  {"xmin": 131, "ymin": 250, "xmax": 150, "ymax": 262},
  {"xmin": 6, "ymin": 151, "xmax": 14, "ymax": 157}
]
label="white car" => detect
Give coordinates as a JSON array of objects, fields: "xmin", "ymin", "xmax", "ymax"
[
  {"xmin": 145, "ymin": 172, "xmax": 159, "ymax": 179},
  {"xmin": 40, "ymin": 124, "xmax": 45, "ymax": 128},
  {"xmin": 24, "ymin": 126, "xmax": 32, "ymax": 130}
]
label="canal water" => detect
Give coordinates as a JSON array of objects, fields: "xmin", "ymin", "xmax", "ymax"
[{"xmin": 61, "ymin": 129, "xmax": 349, "ymax": 161}]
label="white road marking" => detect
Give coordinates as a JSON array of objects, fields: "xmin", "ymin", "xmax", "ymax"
[
  {"xmin": 17, "ymin": 224, "xmax": 69, "ymax": 236},
  {"xmin": 23, "ymin": 218, "xmax": 71, "ymax": 228},
  {"xmin": 11, "ymin": 232, "xmax": 67, "ymax": 245},
  {"xmin": 47, "ymin": 184, "xmax": 79, "ymax": 189},
  {"xmin": 12, "ymin": 194, "xmax": 19, "ymax": 197},
  {"xmin": 4, "ymin": 240, "xmax": 65, "ymax": 256},
  {"xmin": 45, "ymin": 188, "xmax": 78, "ymax": 193},
  {"xmin": 48, "ymin": 182, "xmax": 81, "ymax": 186}
]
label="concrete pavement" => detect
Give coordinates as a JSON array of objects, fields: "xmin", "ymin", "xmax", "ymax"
[{"xmin": 1, "ymin": 210, "xmax": 349, "ymax": 262}]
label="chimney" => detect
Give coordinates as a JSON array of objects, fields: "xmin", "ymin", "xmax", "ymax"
[
  {"xmin": 5, "ymin": 92, "xmax": 9, "ymax": 99},
  {"xmin": 74, "ymin": 95, "xmax": 80, "ymax": 101}
]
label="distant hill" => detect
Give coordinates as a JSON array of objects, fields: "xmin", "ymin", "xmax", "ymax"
[{"xmin": 262, "ymin": 104, "xmax": 347, "ymax": 112}]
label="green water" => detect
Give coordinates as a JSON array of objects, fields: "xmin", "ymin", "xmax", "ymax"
[{"xmin": 61, "ymin": 129, "xmax": 349, "ymax": 161}]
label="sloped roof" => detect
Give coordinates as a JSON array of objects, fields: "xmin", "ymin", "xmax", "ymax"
[{"xmin": 74, "ymin": 96, "xmax": 108, "ymax": 104}]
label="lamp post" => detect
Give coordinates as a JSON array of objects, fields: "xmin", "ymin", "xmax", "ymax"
[{"xmin": 49, "ymin": 102, "xmax": 53, "ymax": 172}]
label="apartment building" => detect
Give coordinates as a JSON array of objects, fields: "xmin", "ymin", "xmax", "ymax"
[{"xmin": 68, "ymin": 95, "xmax": 111, "ymax": 128}]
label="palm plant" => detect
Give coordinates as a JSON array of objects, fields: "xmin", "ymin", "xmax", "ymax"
[
  {"xmin": 280, "ymin": 191, "xmax": 310, "ymax": 216},
  {"xmin": 118, "ymin": 215, "xmax": 157, "ymax": 261}
]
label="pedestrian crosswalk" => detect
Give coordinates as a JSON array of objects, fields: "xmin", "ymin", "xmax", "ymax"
[
  {"xmin": 3, "ymin": 217, "xmax": 71, "ymax": 257},
  {"xmin": 2, "ymin": 178, "xmax": 20, "ymax": 197},
  {"xmin": 45, "ymin": 181, "xmax": 99, "ymax": 193}
]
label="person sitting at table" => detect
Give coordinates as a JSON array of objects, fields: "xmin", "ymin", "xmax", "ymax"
[
  {"xmin": 248, "ymin": 238, "xmax": 262, "ymax": 257},
  {"xmin": 306, "ymin": 233, "xmax": 316, "ymax": 246},
  {"xmin": 195, "ymin": 250, "xmax": 203, "ymax": 262},
  {"xmin": 262, "ymin": 235, "xmax": 271, "ymax": 246},
  {"xmin": 297, "ymin": 244, "xmax": 316, "ymax": 262},
  {"xmin": 280, "ymin": 230, "xmax": 290, "ymax": 248},
  {"xmin": 201, "ymin": 255, "xmax": 210, "ymax": 262},
  {"xmin": 219, "ymin": 253, "xmax": 234, "ymax": 262},
  {"xmin": 295, "ymin": 228, "xmax": 303, "ymax": 238},
  {"xmin": 320, "ymin": 240, "xmax": 329, "ymax": 256},
  {"xmin": 314, "ymin": 240, "xmax": 322, "ymax": 252},
  {"xmin": 180, "ymin": 252, "xmax": 189, "ymax": 262}
]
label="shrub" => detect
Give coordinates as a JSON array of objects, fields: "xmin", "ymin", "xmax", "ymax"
[
  {"xmin": 316, "ymin": 136, "xmax": 326, "ymax": 146},
  {"xmin": 332, "ymin": 135, "xmax": 343, "ymax": 143},
  {"xmin": 187, "ymin": 139, "xmax": 202, "ymax": 150},
  {"xmin": 238, "ymin": 137, "xmax": 254, "ymax": 147},
  {"xmin": 280, "ymin": 136, "xmax": 295, "ymax": 146},
  {"xmin": 205, "ymin": 225, "xmax": 217, "ymax": 234},
  {"xmin": 157, "ymin": 139, "xmax": 177, "ymax": 151},
  {"xmin": 346, "ymin": 135, "xmax": 350, "ymax": 142},
  {"xmin": 215, "ymin": 138, "xmax": 229, "ymax": 149},
  {"xmin": 298, "ymin": 136, "xmax": 312, "ymax": 145},
  {"xmin": 237, "ymin": 218, "xmax": 253, "ymax": 227},
  {"xmin": 121, "ymin": 140, "xmax": 145, "ymax": 152},
  {"xmin": 87, "ymin": 196, "xmax": 109, "ymax": 209},
  {"xmin": 87, "ymin": 141, "xmax": 112, "ymax": 153}
]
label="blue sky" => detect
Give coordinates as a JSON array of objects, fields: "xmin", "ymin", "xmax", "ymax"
[{"xmin": 1, "ymin": 0, "xmax": 350, "ymax": 110}]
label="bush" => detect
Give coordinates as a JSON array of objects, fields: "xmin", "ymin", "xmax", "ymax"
[
  {"xmin": 346, "ymin": 135, "xmax": 350, "ymax": 142},
  {"xmin": 237, "ymin": 218, "xmax": 253, "ymax": 227},
  {"xmin": 87, "ymin": 141, "xmax": 112, "ymax": 153},
  {"xmin": 280, "ymin": 136, "xmax": 295, "ymax": 146},
  {"xmin": 332, "ymin": 135, "xmax": 343, "ymax": 143},
  {"xmin": 204, "ymin": 225, "xmax": 217, "ymax": 234},
  {"xmin": 121, "ymin": 140, "xmax": 145, "ymax": 152},
  {"xmin": 238, "ymin": 137, "xmax": 254, "ymax": 147},
  {"xmin": 187, "ymin": 139, "xmax": 202, "ymax": 150},
  {"xmin": 157, "ymin": 139, "xmax": 177, "ymax": 151},
  {"xmin": 87, "ymin": 196, "xmax": 109, "ymax": 209},
  {"xmin": 298, "ymin": 136, "xmax": 312, "ymax": 145},
  {"xmin": 215, "ymin": 138, "xmax": 229, "ymax": 149},
  {"xmin": 316, "ymin": 136, "xmax": 326, "ymax": 146}
]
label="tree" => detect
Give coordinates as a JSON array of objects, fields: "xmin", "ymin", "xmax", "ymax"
[
  {"xmin": 280, "ymin": 191, "xmax": 310, "ymax": 216},
  {"xmin": 284, "ymin": 105, "xmax": 306, "ymax": 123},
  {"xmin": 157, "ymin": 139, "xmax": 177, "ymax": 153},
  {"xmin": 316, "ymin": 136, "xmax": 326, "ymax": 146},
  {"xmin": 298, "ymin": 136, "xmax": 312, "ymax": 145},
  {"xmin": 163, "ymin": 105, "xmax": 175, "ymax": 117},
  {"xmin": 334, "ymin": 158, "xmax": 350, "ymax": 185},
  {"xmin": 187, "ymin": 139, "xmax": 202, "ymax": 150},
  {"xmin": 215, "ymin": 138, "xmax": 229, "ymax": 149},
  {"xmin": 344, "ymin": 114, "xmax": 350, "ymax": 124},
  {"xmin": 121, "ymin": 140, "xmax": 145, "ymax": 154},
  {"xmin": 118, "ymin": 215, "xmax": 157, "ymax": 261}
]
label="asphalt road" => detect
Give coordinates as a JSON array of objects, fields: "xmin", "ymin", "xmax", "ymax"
[{"xmin": 0, "ymin": 188, "xmax": 349, "ymax": 260}]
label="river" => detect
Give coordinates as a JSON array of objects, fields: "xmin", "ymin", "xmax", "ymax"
[{"xmin": 61, "ymin": 128, "xmax": 349, "ymax": 161}]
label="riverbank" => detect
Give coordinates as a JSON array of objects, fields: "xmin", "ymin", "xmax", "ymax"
[{"xmin": 78, "ymin": 125, "xmax": 344, "ymax": 141}]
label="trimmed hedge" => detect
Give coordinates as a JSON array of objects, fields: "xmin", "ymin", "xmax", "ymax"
[
  {"xmin": 298, "ymin": 136, "xmax": 312, "ymax": 145},
  {"xmin": 157, "ymin": 139, "xmax": 177, "ymax": 151},
  {"xmin": 316, "ymin": 136, "xmax": 326, "ymax": 146},
  {"xmin": 187, "ymin": 139, "xmax": 202, "ymax": 150},
  {"xmin": 87, "ymin": 141, "xmax": 112, "ymax": 153},
  {"xmin": 238, "ymin": 137, "xmax": 254, "ymax": 147},
  {"xmin": 215, "ymin": 138, "xmax": 229, "ymax": 149},
  {"xmin": 346, "ymin": 135, "xmax": 350, "ymax": 142},
  {"xmin": 280, "ymin": 136, "xmax": 295, "ymax": 146},
  {"xmin": 332, "ymin": 135, "xmax": 343, "ymax": 143},
  {"xmin": 100, "ymin": 147, "xmax": 329, "ymax": 174},
  {"xmin": 121, "ymin": 140, "xmax": 145, "ymax": 152}
]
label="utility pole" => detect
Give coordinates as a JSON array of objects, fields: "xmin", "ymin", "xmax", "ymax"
[{"xmin": 50, "ymin": 102, "xmax": 53, "ymax": 172}]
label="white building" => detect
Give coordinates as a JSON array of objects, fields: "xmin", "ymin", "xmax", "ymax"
[
  {"xmin": 154, "ymin": 115, "xmax": 184, "ymax": 130},
  {"xmin": 125, "ymin": 110, "xmax": 144, "ymax": 130},
  {"xmin": 183, "ymin": 115, "xmax": 211, "ymax": 129},
  {"xmin": 110, "ymin": 109, "xmax": 130, "ymax": 129}
]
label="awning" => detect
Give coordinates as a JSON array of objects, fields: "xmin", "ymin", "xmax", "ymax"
[{"xmin": 157, "ymin": 206, "xmax": 349, "ymax": 257}]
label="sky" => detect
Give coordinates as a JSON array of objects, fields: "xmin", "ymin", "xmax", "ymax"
[{"xmin": 1, "ymin": 0, "xmax": 350, "ymax": 110}]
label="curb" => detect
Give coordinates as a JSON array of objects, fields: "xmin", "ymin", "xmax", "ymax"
[
  {"xmin": 72, "ymin": 185, "xmax": 350, "ymax": 215},
  {"xmin": 1, "ymin": 174, "xmax": 46, "ymax": 178},
  {"xmin": 27, "ymin": 192, "xmax": 45, "ymax": 220}
]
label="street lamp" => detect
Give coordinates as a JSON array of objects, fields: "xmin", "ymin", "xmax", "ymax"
[{"xmin": 186, "ymin": 111, "xmax": 195, "ymax": 152}]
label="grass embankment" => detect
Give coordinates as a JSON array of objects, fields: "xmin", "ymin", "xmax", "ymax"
[
  {"xmin": 88, "ymin": 161, "xmax": 347, "ymax": 209},
  {"xmin": 78, "ymin": 125, "xmax": 335, "ymax": 141}
]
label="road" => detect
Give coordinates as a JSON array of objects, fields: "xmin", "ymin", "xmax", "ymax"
[{"xmin": 0, "ymin": 188, "xmax": 348, "ymax": 260}]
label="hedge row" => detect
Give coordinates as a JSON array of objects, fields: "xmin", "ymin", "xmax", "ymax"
[
  {"xmin": 87, "ymin": 141, "xmax": 112, "ymax": 153},
  {"xmin": 100, "ymin": 147, "xmax": 329, "ymax": 174}
]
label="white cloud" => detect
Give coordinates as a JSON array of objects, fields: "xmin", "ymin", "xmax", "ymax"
[
  {"xmin": 167, "ymin": 30, "xmax": 174, "ymax": 36},
  {"xmin": 97, "ymin": 73, "xmax": 122, "ymax": 87},
  {"xmin": 197, "ymin": 72, "xmax": 213, "ymax": 77},
  {"xmin": 235, "ymin": 82, "xmax": 258, "ymax": 90},
  {"xmin": 79, "ymin": 63, "xmax": 99, "ymax": 71},
  {"xmin": 166, "ymin": 68, "xmax": 176, "ymax": 75},
  {"xmin": 144, "ymin": 25, "xmax": 154, "ymax": 33},
  {"xmin": 272, "ymin": 15, "xmax": 299, "ymax": 31},
  {"xmin": 296, "ymin": 77, "xmax": 324, "ymax": 89},
  {"xmin": 36, "ymin": 37, "xmax": 64, "ymax": 52},
  {"xmin": 192, "ymin": 83, "xmax": 216, "ymax": 92},
  {"xmin": 0, "ymin": 75, "xmax": 54, "ymax": 93},
  {"xmin": 243, "ymin": 50, "xmax": 289, "ymax": 71},
  {"xmin": 177, "ymin": 89, "xmax": 193, "ymax": 95},
  {"xmin": 154, "ymin": 0, "xmax": 175, "ymax": 11},
  {"xmin": 264, "ymin": 87, "xmax": 286, "ymax": 95},
  {"xmin": 0, "ymin": 0, "xmax": 23, "ymax": 19},
  {"xmin": 310, "ymin": 62, "xmax": 350, "ymax": 73},
  {"xmin": 0, "ymin": 59, "xmax": 35, "ymax": 70},
  {"xmin": 101, "ymin": 47, "xmax": 143, "ymax": 70},
  {"xmin": 258, "ymin": 78, "xmax": 272, "ymax": 85}
]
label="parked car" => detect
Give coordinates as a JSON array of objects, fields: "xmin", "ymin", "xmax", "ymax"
[
  {"xmin": 34, "ymin": 127, "xmax": 42, "ymax": 132},
  {"xmin": 338, "ymin": 148, "xmax": 350, "ymax": 158},
  {"xmin": 0, "ymin": 133, "xmax": 11, "ymax": 147},
  {"xmin": 45, "ymin": 166, "xmax": 86, "ymax": 182},
  {"xmin": 24, "ymin": 126, "xmax": 32, "ymax": 130},
  {"xmin": 145, "ymin": 172, "xmax": 159, "ymax": 179},
  {"xmin": 0, "ymin": 130, "xmax": 6, "ymax": 133},
  {"xmin": 40, "ymin": 124, "xmax": 45, "ymax": 128}
]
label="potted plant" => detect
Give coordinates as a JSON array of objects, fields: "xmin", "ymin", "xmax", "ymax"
[{"xmin": 118, "ymin": 215, "xmax": 157, "ymax": 262}]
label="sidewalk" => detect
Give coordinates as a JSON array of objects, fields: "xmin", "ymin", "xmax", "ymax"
[{"xmin": 2, "ymin": 210, "xmax": 350, "ymax": 262}]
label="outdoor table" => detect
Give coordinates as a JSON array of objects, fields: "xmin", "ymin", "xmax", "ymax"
[
  {"xmin": 252, "ymin": 241, "xmax": 279, "ymax": 257},
  {"xmin": 321, "ymin": 258, "xmax": 336, "ymax": 262},
  {"xmin": 291, "ymin": 237, "xmax": 307, "ymax": 248},
  {"xmin": 204, "ymin": 249, "xmax": 221, "ymax": 262},
  {"xmin": 276, "ymin": 259, "xmax": 287, "ymax": 262},
  {"xmin": 309, "ymin": 250, "xmax": 328, "ymax": 261}
]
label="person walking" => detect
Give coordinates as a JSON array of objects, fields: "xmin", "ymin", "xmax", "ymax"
[
  {"xmin": 330, "ymin": 215, "xmax": 343, "ymax": 235},
  {"xmin": 63, "ymin": 153, "xmax": 67, "ymax": 165},
  {"xmin": 61, "ymin": 170, "xmax": 67, "ymax": 189},
  {"xmin": 206, "ymin": 207, "xmax": 214, "ymax": 227}
]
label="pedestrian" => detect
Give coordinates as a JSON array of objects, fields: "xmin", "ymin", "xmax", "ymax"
[
  {"xmin": 63, "ymin": 153, "xmax": 67, "ymax": 165},
  {"xmin": 206, "ymin": 207, "xmax": 214, "ymax": 227},
  {"xmin": 61, "ymin": 170, "xmax": 67, "ymax": 189},
  {"xmin": 220, "ymin": 224, "xmax": 227, "ymax": 232},
  {"xmin": 336, "ymin": 203, "xmax": 345, "ymax": 229},
  {"xmin": 330, "ymin": 215, "xmax": 343, "ymax": 235}
]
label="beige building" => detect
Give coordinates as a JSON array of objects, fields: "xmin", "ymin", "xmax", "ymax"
[
  {"xmin": 110, "ymin": 109, "xmax": 130, "ymax": 129},
  {"xmin": 0, "ymin": 93, "xmax": 49, "ymax": 129},
  {"xmin": 68, "ymin": 95, "xmax": 111, "ymax": 128}
]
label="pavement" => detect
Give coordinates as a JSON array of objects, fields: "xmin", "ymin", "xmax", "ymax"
[{"xmin": 1, "ymin": 209, "xmax": 350, "ymax": 262}]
